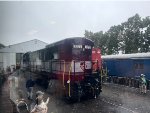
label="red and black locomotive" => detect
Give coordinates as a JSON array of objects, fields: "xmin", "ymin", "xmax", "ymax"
[{"xmin": 23, "ymin": 37, "xmax": 102, "ymax": 101}]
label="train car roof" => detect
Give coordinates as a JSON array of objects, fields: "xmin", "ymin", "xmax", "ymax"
[
  {"xmin": 46, "ymin": 37, "xmax": 93, "ymax": 48},
  {"xmin": 102, "ymin": 52, "xmax": 150, "ymax": 59}
]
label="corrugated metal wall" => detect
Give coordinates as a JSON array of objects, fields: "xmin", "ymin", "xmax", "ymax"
[{"xmin": 0, "ymin": 53, "xmax": 16, "ymax": 71}]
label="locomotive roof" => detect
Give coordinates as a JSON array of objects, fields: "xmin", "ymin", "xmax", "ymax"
[
  {"xmin": 102, "ymin": 52, "xmax": 150, "ymax": 59},
  {"xmin": 46, "ymin": 37, "xmax": 93, "ymax": 48}
]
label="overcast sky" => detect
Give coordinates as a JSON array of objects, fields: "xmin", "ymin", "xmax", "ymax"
[{"xmin": 0, "ymin": 1, "xmax": 150, "ymax": 46}]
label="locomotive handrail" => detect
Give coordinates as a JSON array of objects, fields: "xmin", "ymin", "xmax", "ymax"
[
  {"xmin": 103, "ymin": 66, "xmax": 108, "ymax": 77},
  {"xmin": 100, "ymin": 68, "xmax": 103, "ymax": 84},
  {"xmin": 62, "ymin": 60, "xmax": 65, "ymax": 87},
  {"xmin": 68, "ymin": 61, "xmax": 72, "ymax": 97}
]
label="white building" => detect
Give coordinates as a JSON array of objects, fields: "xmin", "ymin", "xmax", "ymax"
[{"xmin": 0, "ymin": 39, "xmax": 48, "ymax": 72}]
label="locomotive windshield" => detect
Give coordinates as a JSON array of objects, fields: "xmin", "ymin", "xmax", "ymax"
[
  {"xmin": 71, "ymin": 38, "xmax": 93, "ymax": 60},
  {"xmin": 72, "ymin": 44, "xmax": 92, "ymax": 60}
]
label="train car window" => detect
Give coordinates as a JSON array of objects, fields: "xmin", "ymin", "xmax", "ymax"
[
  {"xmin": 72, "ymin": 45, "xmax": 91, "ymax": 60},
  {"xmin": 139, "ymin": 63, "xmax": 144, "ymax": 69},
  {"xmin": 83, "ymin": 49, "xmax": 91, "ymax": 57},
  {"xmin": 53, "ymin": 53, "xmax": 59, "ymax": 59},
  {"xmin": 72, "ymin": 45, "xmax": 82, "ymax": 57},
  {"xmin": 72, "ymin": 48, "xmax": 82, "ymax": 59},
  {"xmin": 134, "ymin": 63, "xmax": 144, "ymax": 69},
  {"xmin": 134, "ymin": 63, "xmax": 138, "ymax": 69}
]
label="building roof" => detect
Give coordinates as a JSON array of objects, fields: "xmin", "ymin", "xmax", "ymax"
[{"xmin": 0, "ymin": 39, "xmax": 48, "ymax": 53}]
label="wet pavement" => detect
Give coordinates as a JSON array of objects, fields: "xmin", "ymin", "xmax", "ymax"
[
  {"xmin": 100, "ymin": 84, "xmax": 150, "ymax": 113},
  {"xmin": 0, "ymin": 78, "xmax": 13, "ymax": 113},
  {"xmin": 1, "ymin": 71, "xmax": 150, "ymax": 113},
  {"xmin": 45, "ymin": 83, "xmax": 150, "ymax": 113}
]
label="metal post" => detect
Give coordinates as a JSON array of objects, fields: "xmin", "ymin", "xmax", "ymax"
[
  {"xmin": 60, "ymin": 61, "xmax": 61, "ymax": 73},
  {"xmin": 63, "ymin": 61, "xmax": 65, "ymax": 87},
  {"xmin": 74, "ymin": 60, "xmax": 75, "ymax": 81},
  {"xmin": 84, "ymin": 61, "xmax": 85, "ymax": 76},
  {"xmin": 101, "ymin": 67, "xmax": 103, "ymax": 85}
]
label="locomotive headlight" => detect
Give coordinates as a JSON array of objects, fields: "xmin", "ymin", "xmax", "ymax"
[{"xmin": 67, "ymin": 80, "xmax": 70, "ymax": 83}]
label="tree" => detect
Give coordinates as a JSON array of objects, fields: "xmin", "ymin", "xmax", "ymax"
[
  {"xmin": 85, "ymin": 30, "xmax": 108, "ymax": 55},
  {"xmin": 121, "ymin": 14, "xmax": 142, "ymax": 54},
  {"xmin": 140, "ymin": 16, "xmax": 150, "ymax": 52},
  {"xmin": 84, "ymin": 14, "xmax": 150, "ymax": 55},
  {"xmin": 106, "ymin": 25, "xmax": 123, "ymax": 54}
]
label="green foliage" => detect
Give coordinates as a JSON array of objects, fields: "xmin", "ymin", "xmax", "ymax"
[{"xmin": 85, "ymin": 14, "xmax": 150, "ymax": 55}]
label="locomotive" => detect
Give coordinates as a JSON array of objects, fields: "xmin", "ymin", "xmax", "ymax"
[{"xmin": 23, "ymin": 37, "xmax": 102, "ymax": 101}]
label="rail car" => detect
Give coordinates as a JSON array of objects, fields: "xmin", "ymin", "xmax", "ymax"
[
  {"xmin": 102, "ymin": 53, "xmax": 150, "ymax": 89},
  {"xmin": 23, "ymin": 37, "xmax": 102, "ymax": 101}
]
